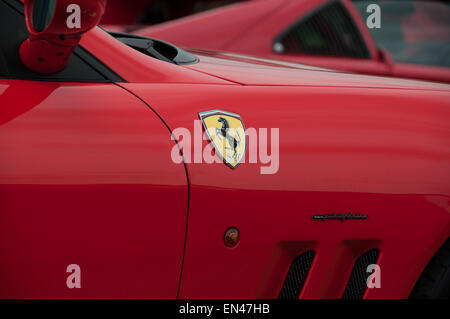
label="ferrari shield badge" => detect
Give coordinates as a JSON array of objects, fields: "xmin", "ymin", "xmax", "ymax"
[{"xmin": 199, "ymin": 110, "xmax": 247, "ymax": 168}]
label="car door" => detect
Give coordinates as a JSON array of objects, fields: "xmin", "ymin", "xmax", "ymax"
[{"xmin": 0, "ymin": 0, "xmax": 188, "ymax": 298}]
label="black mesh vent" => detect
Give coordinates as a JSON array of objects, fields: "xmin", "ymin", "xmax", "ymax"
[
  {"xmin": 275, "ymin": 1, "xmax": 370, "ymax": 58},
  {"xmin": 278, "ymin": 250, "xmax": 315, "ymax": 299},
  {"xmin": 342, "ymin": 249, "xmax": 380, "ymax": 299}
]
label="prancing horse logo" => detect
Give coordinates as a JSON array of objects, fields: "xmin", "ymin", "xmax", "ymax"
[
  {"xmin": 199, "ymin": 110, "xmax": 247, "ymax": 168},
  {"xmin": 217, "ymin": 116, "xmax": 241, "ymax": 161}
]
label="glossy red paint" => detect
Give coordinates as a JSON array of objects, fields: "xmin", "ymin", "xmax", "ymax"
[
  {"xmin": 137, "ymin": 0, "xmax": 450, "ymax": 83},
  {"xmin": 181, "ymin": 50, "xmax": 449, "ymax": 90},
  {"xmin": 79, "ymin": 28, "xmax": 232, "ymax": 85},
  {"xmin": 0, "ymin": 80, "xmax": 188, "ymax": 298},
  {"xmin": 124, "ymin": 82, "xmax": 450, "ymax": 298},
  {"xmin": 1, "ymin": 1, "xmax": 450, "ymax": 299}
]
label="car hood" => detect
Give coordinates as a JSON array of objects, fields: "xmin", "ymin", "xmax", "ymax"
[{"xmin": 185, "ymin": 49, "xmax": 450, "ymax": 91}]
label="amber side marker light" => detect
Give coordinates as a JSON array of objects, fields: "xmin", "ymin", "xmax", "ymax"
[{"xmin": 224, "ymin": 227, "xmax": 240, "ymax": 248}]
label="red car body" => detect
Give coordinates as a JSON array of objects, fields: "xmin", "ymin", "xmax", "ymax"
[
  {"xmin": 137, "ymin": 0, "xmax": 450, "ymax": 84},
  {"xmin": 1, "ymin": 0, "xmax": 450, "ymax": 298}
]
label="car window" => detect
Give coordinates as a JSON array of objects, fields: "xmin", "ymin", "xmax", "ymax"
[
  {"xmin": 353, "ymin": 0, "xmax": 450, "ymax": 67},
  {"xmin": 273, "ymin": 1, "xmax": 370, "ymax": 59}
]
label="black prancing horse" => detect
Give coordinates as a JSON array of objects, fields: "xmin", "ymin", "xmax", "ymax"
[{"xmin": 217, "ymin": 117, "xmax": 240, "ymax": 160}]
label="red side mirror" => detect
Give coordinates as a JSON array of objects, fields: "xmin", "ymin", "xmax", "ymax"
[{"xmin": 20, "ymin": 0, "xmax": 107, "ymax": 74}]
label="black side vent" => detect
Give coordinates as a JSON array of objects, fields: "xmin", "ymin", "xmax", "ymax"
[
  {"xmin": 278, "ymin": 250, "xmax": 315, "ymax": 299},
  {"xmin": 342, "ymin": 249, "xmax": 380, "ymax": 299},
  {"xmin": 109, "ymin": 32, "xmax": 199, "ymax": 65}
]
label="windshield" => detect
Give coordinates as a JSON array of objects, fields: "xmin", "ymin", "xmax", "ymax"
[{"xmin": 353, "ymin": 1, "xmax": 450, "ymax": 68}]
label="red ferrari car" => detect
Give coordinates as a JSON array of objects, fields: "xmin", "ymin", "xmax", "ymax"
[
  {"xmin": 138, "ymin": 0, "xmax": 450, "ymax": 84},
  {"xmin": 1, "ymin": 0, "xmax": 450, "ymax": 299}
]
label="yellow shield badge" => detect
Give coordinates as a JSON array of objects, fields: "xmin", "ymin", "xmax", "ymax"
[{"xmin": 199, "ymin": 110, "xmax": 247, "ymax": 168}]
